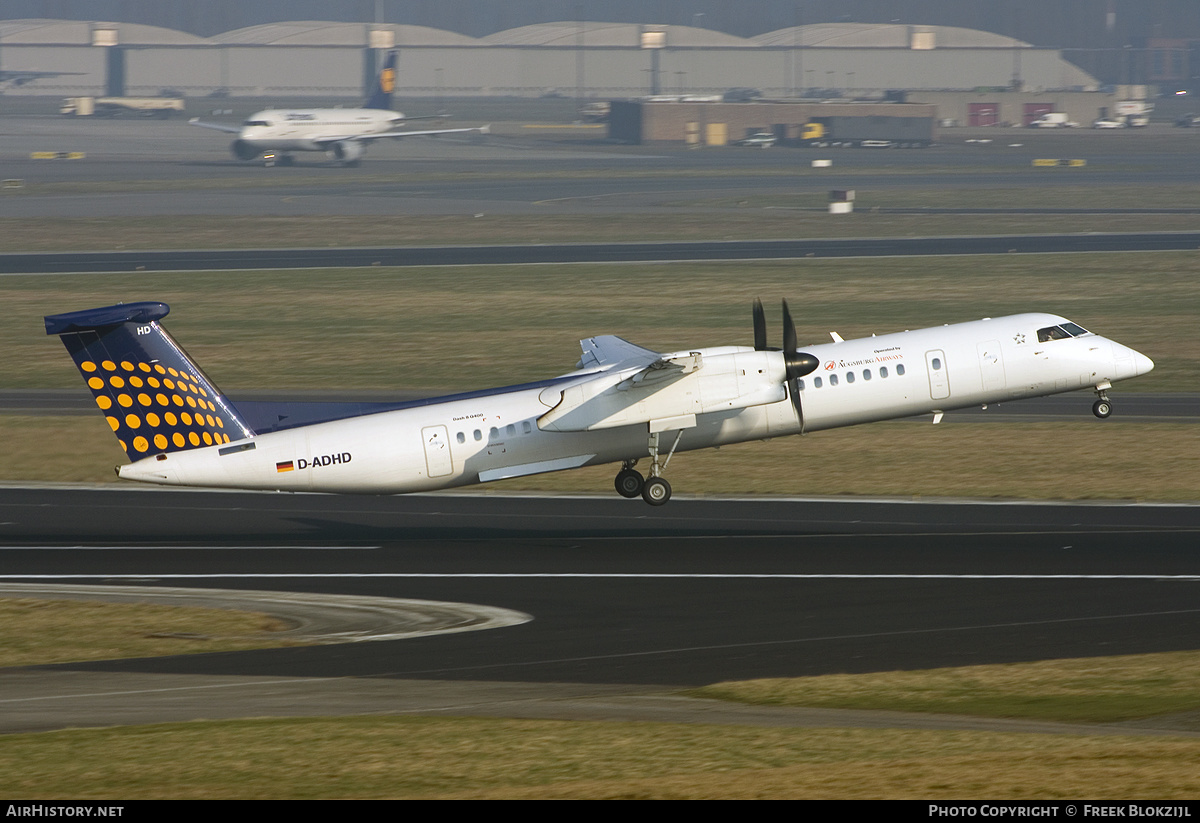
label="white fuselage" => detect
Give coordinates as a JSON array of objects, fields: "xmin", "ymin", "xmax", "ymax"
[
  {"xmin": 237, "ymin": 108, "xmax": 401, "ymax": 152},
  {"xmin": 119, "ymin": 313, "xmax": 1153, "ymax": 493}
]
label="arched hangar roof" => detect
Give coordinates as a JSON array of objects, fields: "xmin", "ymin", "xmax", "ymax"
[
  {"xmin": 212, "ymin": 21, "xmax": 479, "ymax": 46},
  {"xmin": 0, "ymin": 18, "xmax": 206, "ymax": 45},
  {"xmin": 753, "ymin": 23, "xmax": 1032, "ymax": 48},
  {"xmin": 481, "ymin": 22, "xmax": 751, "ymax": 47}
]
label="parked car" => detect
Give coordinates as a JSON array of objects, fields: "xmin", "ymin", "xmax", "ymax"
[
  {"xmin": 723, "ymin": 87, "xmax": 763, "ymax": 103},
  {"xmin": 1091, "ymin": 118, "xmax": 1127, "ymax": 129},
  {"xmin": 733, "ymin": 131, "xmax": 777, "ymax": 148}
]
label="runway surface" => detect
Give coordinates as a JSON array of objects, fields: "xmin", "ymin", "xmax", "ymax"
[
  {"xmin": 1, "ymin": 488, "xmax": 1197, "ymax": 732},
  {"xmin": 5, "ymin": 231, "xmax": 1200, "ymax": 274}
]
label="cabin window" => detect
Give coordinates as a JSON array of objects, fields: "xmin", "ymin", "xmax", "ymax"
[
  {"xmin": 846, "ymin": 371, "xmax": 855, "ymax": 384},
  {"xmin": 522, "ymin": 421, "xmax": 532, "ymax": 434},
  {"xmin": 473, "ymin": 429, "xmax": 482, "ymax": 441},
  {"xmin": 489, "ymin": 427, "xmax": 499, "ymax": 440},
  {"xmin": 897, "ymin": 364, "xmax": 905, "ymax": 376},
  {"xmin": 813, "ymin": 376, "xmax": 823, "ymax": 388},
  {"xmin": 506, "ymin": 424, "xmax": 516, "ymax": 436},
  {"xmin": 797, "ymin": 379, "xmax": 805, "ymax": 391},
  {"xmin": 880, "ymin": 366, "xmax": 888, "ymax": 378},
  {"xmin": 829, "ymin": 374, "xmax": 839, "ymax": 386},
  {"xmin": 931, "ymin": 357, "xmax": 942, "ymax": 370},
  {"xmin": 456, "ymin": 432, "xmax": 465, "ymax": 444},
  {"xmin": 863, "ymin": 369, "xmax": 872, "ymax": 381}
]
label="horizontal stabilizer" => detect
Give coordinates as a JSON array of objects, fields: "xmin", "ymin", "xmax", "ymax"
[{"xmin": 44, "ymin": 302, "xmax": 169, "ymax": 335}]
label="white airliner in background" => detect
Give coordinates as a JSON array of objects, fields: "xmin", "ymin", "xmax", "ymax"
[
  {"xmin": 45, "ymin": 299, "xmax": 1153, "ymax": 505},
  {"xmin": 188, "ymin": 50, "xmax": 488, "ymax": 166}
]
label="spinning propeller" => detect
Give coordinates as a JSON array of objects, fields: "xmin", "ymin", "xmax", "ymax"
[{"xmin": 753, "ymin": 298, "xmax": 819, "ymax": 424}]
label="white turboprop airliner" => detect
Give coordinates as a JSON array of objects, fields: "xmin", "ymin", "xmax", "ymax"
[
  {"xmin": 46, "ymin": 299, "xmax": 1153, "ymax": 505},
  {"xmin": 188, "ymin": 50, "xmax": 488, "ymax": 166}
]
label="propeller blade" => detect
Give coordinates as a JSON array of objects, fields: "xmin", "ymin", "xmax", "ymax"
[
  {"xmin": 789, "ymin": 377, "xmax": 805, "ymax": 434},
  {"xmin": 780, "ymin": 298, "xmax": 819, "ymax": 379},
  {"xmin": 782, "ymin": 299, "xmax": 797, "ymax": 355},
  {"xmin": 753, "ymin": 298, "xmax": 767, "ymax": 351}
]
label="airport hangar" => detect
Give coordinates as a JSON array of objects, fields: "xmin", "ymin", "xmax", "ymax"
[{"xmin": 1, "ymin": 19, "xmax": 1129, "ymax": 129}]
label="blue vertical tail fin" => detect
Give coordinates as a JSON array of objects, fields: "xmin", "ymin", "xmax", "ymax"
[
  {"xmin": 364, "ymin": 50, "xmax": 398, "ymax": 110},
  {"xmin": 45, "ymin": 302, "xmax": 254, "ymax": 461}
]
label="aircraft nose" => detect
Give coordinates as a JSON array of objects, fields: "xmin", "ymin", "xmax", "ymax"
[
  {"xmin": 1111, "ymin": 342, "xmax": 1154, "ymax": 380},
  {"xmin": 1133, "ymin": 349, "xmax": 1154, "ymax": 376}
]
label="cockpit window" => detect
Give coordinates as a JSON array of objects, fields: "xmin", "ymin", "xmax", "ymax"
[
  {"xmin": 243, "ymin": 120, "xmax": 272, "ymax": 128},
  {"xmin": 1037, "ymin": 323, "xmax": 1089, "ymax": 342}
]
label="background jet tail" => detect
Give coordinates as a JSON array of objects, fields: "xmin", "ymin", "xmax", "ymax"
[
  {"xmin": 45, "ymin": 302, "xmax": 254, "ymax": 461},
  {"xmin": 363, "ymin": 49, "xmax": 398, "ymax": 111}
]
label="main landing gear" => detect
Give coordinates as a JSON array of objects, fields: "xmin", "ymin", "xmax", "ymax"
[
  {"xmin": 614, "ymin": 429, "xmax": 684, "ymax": 506},
  {"xmin": 1093, "ymin": 381, "xmax": 1113, "ymax": 419}
]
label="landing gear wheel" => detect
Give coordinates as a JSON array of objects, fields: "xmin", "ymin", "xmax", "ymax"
[
  {"xmin": 615, "ymin": 468, "xmax": 644, "ymax": 499},
  {"xmin": 642, "ymin": 477, "xmax": 672, "ymax": 506},
  {"xmin": 1093, "ymin": 399, "xmax": 1113, "ymax": 419}
]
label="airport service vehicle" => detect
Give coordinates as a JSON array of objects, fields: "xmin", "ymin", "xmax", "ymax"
[
  {"xmin": 1092, "ymin": 118, "xmax": 1127, "ymax": 129},
  {"xmin": 46, "ymin": 299, "xmax": 1153, "ymax": 506},
  {"xmin": 1113, "ymin": 100, "xmax": 1153, "ymax": 127},
  {"xmin": 60, "ymin": 96, "xmax": 184, "ymax": 118},
  {"xmin": 1029, "ymin": 112, "xmax": 1079, "ymax": 128},
  {"xmin": 733, "ymin": 131, "xmax": 777, "ymax": 148},
  {"xmin": 578, "ymin": 102, "xmax": 610, "ymax": 122},
  {"xmin": 797, "ymin": 118, "xmax": 932, "ymax": 148},
  {"xmin": 188, "ymin": 51, "xmax": 487, "ymax": 166}
]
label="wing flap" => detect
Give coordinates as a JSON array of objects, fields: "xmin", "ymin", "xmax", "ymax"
[{"xmin": 576, "ymin": 335, "xmax": 661, "ymax": 370}]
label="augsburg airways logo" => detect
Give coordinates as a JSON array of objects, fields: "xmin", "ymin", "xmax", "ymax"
[{"xmin": 276, "ymin": 452, "xmax": 352, "ymax": 473}]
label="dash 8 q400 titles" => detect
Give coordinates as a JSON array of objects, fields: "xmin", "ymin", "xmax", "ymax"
[{"xmin": 45, "ymin": 300, "xmax": 1153, "ymax": 506}]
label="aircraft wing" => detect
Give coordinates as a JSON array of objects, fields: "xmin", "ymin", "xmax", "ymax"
[
  {"xmin": 576, "ymin": 335, "xmax": 663, "ymax": 370},
  {"xmin": 0, "ymin": 70, "xmax": 84, "ymax": 87},
  {"xmin": 188, "ymin": 118, "xmax": 242, "ymax": 134},
  {"xmin": 318, "ymin": 125, "xmax": 490, "ymax": 144}
]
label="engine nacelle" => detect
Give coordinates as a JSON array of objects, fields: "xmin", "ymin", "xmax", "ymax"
[
  {"xmin": 327, "ymin": 140, "xmax": 365, "ymax": 165},
  {"xmin": 231, "ymin": 140, "xmax": 261, "ymax": 161}
]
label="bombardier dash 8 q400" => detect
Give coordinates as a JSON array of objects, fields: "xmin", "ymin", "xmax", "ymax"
[
  {"xmin": 46, "ymin": 300, "xmax": 1153, "ymax": 506},
  {"xmin": 188, "ymin": 50, "xmax": 488, "ymax": 166}
]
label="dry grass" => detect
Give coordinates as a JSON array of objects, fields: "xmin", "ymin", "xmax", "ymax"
[
  {"xmin": 0, "ymin": 599, "xmax": 298, "ymax": 666},
  {"xmin": 691, "ymin": 651, "xmax": 1200, "ymax": 723},
  {"xmin": 0, "ymin": 253, "xmax": 1187, "ymax": 392},
  {"xmin": 0, "ymin": 717, "xmax": 1195, "ymax": 799}
]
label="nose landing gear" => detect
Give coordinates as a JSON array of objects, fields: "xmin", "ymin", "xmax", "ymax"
[{"xmin": 1093, "ymin": 381, "xmax": 1113, "ymax": 419}]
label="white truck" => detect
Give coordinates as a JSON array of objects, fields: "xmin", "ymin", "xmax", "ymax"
[
  {"xmin": 60, "ymin": 97, "xmax": 185, "ymax": 118},
  {"xmin": 1029, "ymin": 112, "xmax": 1079, "ymax": 128},
  {"xmin": 1114, "ymin": 100, "xmax": 1153, "ymax": 127}
]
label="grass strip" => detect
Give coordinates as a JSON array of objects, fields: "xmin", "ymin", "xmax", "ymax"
[
  {"xmin": 0, "ymin": 599, "xmax": 297, "ymax": 666},
  {"xmin": 0, "ymin": 716, "xmax": 1195, "ymax": 799},
  {"xmin": 690, "ymin": 651, "xmax": 1200, "ymax": 723}
]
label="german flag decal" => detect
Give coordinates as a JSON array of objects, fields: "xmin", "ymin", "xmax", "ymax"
[{"xmin": 276, "ymin": 460, "xmax": 294, "ymax": 473}]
